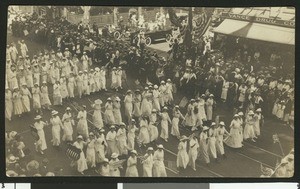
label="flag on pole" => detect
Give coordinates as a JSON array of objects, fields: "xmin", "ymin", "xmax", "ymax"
[{"xmin": 193, "ymin": 8, "xmax": 215, "ymax": 40}]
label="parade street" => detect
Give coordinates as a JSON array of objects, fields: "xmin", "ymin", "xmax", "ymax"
[{"xmin": 6, "ymin": 34, "xmax": 294, "ymax": 177}]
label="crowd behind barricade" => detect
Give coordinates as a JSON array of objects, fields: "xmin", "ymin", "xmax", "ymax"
[{"xmin": 5, "ymin": 10, "xmax": 294, "ymax": 177}]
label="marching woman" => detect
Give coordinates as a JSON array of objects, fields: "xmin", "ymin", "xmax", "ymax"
[
  {"xmin": 224, "ymin": 114, "xmax": 243, "ymax": 148},
  {"xmin": 82, "ymin": 70, "xmax": 90, "ymax": 96},
  {"xmin": 86, "ymin": 132, "xmax": 96, "ymax": 168},
  {"xmin": 159, "ymin": 81, "xmax": 167, "ymax": 107},
  {"xmin": 104, "ymin": 98, "xmax": 115, "ymax": 125},
  {"xmin": 221, "ymin": 80, "xmax": 229, "ymax": 102},
  {"xmin": 237, "ymin": 112, "xmax": 244, "ymax": 143},
  {"xmin": 188, "ymin": 133, "xmax": 199, "ymax": 171},
  {"xmin": 5, "ymin": 87, "xmax": 13, "ymax": 121},
  {"xmin": 139, "ymin": 115, "xmax": 151, "ymax": 147},
  {"xmin": 141, "ymin": 92, "xmax": 152, "ymax": 117},
  {"xmin": 171, "ymin": 105, "xmax": 185, "ymax": 139},
  {"xmin": 60, "ymin": 74, "xmax": 69, "ymax": 101},
  {"xmin": 116, "ymin": 66, "xmax": 123, "ymax": 90},
  {"xmin": 198, "ymin": 126, "xmax": 210, "ymax": 166},
  {"xmin": 33, "ymin": 115, "xmax": 47, "ymax": 154},
  {"xmin": 40, "ymin": 81, "xmax": 52, "ymax": 110},
  {"xmin": 149, "ymin": 110, "xmax": 159, "ymax": 143},
  {"xmin": 94, "ymin": 67, "xmax": 101, "ymax": 92},
  {"xmin": 243, "ymin": 110, "xmax": 257, "ymax": 142},
  {"xmin": 177, "ymin": 135, "xmax": 189, "ymax": 173},
  {"xmin": 53, "ymin": 80, "xmax": 62, "ymax": 106},
  {"xmin": 116, "ymin": 123, "xmax": 128, "ymax": 155},
  {"xmin": 184, "ymin": 99, "xmax": 196, "ymax": 130},
  {"xmin": 124, "ymin": 90, "xmax": 133, "ymax": 123},
  {"xmin": 165, "ymin": 79, "xmax": 174, "ymax": 105},
  {"xmin": 76, "ymin": 106, "xmax": 89, "ymax": 140},
  {"xmin": 197, "ymin": 94, "xmax": 207, "ymax": 123},
  {"xmin": 153, "ymin": 144, "xmax": 167, "ymax": 177},
  {"xmin": 216, "ymin": 121, "xmax": 229, "ymax": 159},
  {"xmin": 109, "ymin": 153, "xmax": 121, "ymax": 177},
  {"xmin": 81, "ymin": 52, "xmax": 90, "ymax": 72},
  {"xmin": 152, "ymin": 85, "xmax": 161, "ymax": 111},
  {"xmin": 206, "ymin": 94, "xmax": 215, "ymax": 124},
  {"xmin": 133, "ymin": 89, "xmax": 142, "ymax": 119},
  {"xmin": 99, "ymin": 158, "xmax": 111, "ymax": 176},
  {"xmin": 106, "ymin": 125, "xmax": 119, "ymax": 157},
  {"xmin": 127, "ymin": 119, "xmax": 138, "ymax": 151},
  {"xmin": 12, "ymin": 87, "xmax": 24, "ymax": 117},
  {"xmin": 142, "ymin": 147, "xmax": 154, "ymax": 177},
  {"xmin": 208, "ymin": 122, "xmax": 218, "ymax": 162},
  {"xmin": 73, "ymin": 135, "xmax": 88, "ymax": 175},
  {"xmin": 95, "ymin": 129, "xmax": 107, "ymax": 164},
  {"xmin": 125, "ymin": 150, "xmax": 139, "ymax": 177},
  {"xmin": 61, "ymin": 107, "xmax": 74, "ymax": 142},
  {"xmin": 50, "ymin": 110, "xmax": 63, "ymax": 147},
  {"xmin": 92, "ymin": 99, "xmax": 104, "ymax": 129},
  {"xmin": 76, "ymin": 71, "xmax": 84, "ymax": 98},
  {"xmin": 25, "ymin": 65, "xmax": 34, "ymax": 89},
  {"xmin": 20, "ymin": 84, "xmax": 32, "ymax": 113},
  {"xmin": 100, "ymin": 66, "xmax": 107, "ymax": 91},
  {"xmin": 88, "ymin": 69, "xmax": 96, "ymax": 93},
  {"xmin": 67, "ymin": 69, "xmax": 76, "ymax": 98},
  {"xmin": 253, "ymin": 108, "xmax": 262, "ymax": 138},
  {"xmin": 32, "ymin": 83, "xmax": 42, "ymax": 114},
  {"xmin": 113, "ymin": 97, "xmax": 123, "ymax": 125},
  {"xmin": 160, "ymin": 107, "xmax": 172, "ymax": 142},
  {"xmin": 8, "ymin": 66, "xmax": 19, "ymax": 90},
  {"xmin": 111, "ymin": 67, "xmax": 118, "ymax": 91}
]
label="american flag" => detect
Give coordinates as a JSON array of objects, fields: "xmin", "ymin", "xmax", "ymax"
[{"xmin": 193, "ymin": 8, "xmax": 215, "ymax": 40}]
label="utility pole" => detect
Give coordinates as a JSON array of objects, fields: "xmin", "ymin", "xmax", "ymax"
[{"xmin": 113, "ymin": 7, "xmax": 118, "ymax": 25}]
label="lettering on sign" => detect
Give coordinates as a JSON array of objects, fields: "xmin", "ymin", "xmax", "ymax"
[{"xmin": 222, "ymin": 13, "xmax": 295, "ymax": 28}]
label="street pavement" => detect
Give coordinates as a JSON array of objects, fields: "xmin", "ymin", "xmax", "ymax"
[{"xmin": 5, "ymin": 34, "xmax": 294, "ymax": 177}]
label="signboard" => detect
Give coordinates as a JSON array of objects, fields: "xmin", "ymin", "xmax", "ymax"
[{"xmin": 221, "ymin": 13, "xmax": 295, "ymax": 28}]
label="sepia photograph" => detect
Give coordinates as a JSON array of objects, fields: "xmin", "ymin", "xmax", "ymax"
[{"xmin": 5, "ymin": 6, "xmax": 295, "ymax": 178}]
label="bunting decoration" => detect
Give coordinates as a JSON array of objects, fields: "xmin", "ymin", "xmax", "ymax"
[{"xmin": 193, "ymin": 8, "xmax": 215, "ymax": 40}]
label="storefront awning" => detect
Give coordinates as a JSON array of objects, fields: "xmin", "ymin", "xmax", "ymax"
[{"xmin": 213, "ymin": 19, "xmax": 295, "ymax": 45}]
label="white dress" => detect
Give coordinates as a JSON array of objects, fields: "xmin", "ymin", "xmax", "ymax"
[
  {"xmin": 109, "ymin": 159, "xmax": 121, "ymax": 176},
  {"xmin": 188, "ymin": 138, "xmax": 199, "ymax": 169},
  {"xmin": 40, "ymin": 86, "xmax": 51, "ymax": 106},
  {"xmin": 198, "ymin": 99, "xmax": 207, "ymax": 121},
  {"xmin": 92, "ymin": 104, "xmax": 104, "ymax": 128},
  {"xmin": 142, "ymin": 154, "xmax": 153, "ymax": 177},
  {"xmin": 95, "ymin": 134, "xmax": 107, "ymax": 163},
  {"xmin": 208, "ymin": 128, "xmax": 217, "ymax": 159},
  {"xmin": 160, "ymin": 112, "xmax": 171, "ymax": 140},
  {"xmin": 124, "ymin": 94, "xmax": 133, "ymax": 120},
  {"xmin": 113, "ymin": 102, "xmax": 122, "ymax": 125},
  {"xmin": 21, "ymin": 87, "xmax": 32, "ymax": 112},
  {"xmin": 153, "ymin": 150, "xmax": 167, "ymax": 177},
  {"xmin": 206, "ymin": 98, "xmax": 214, "ymax": 121},
  {"xmin": 177, "ymin": 141, "xmax": 189, "ymax": 168},
  {"xmin": 50, "ymin": 116, "xmax": 62, "ymax": 146},
  {"xmin": 104, "ymin": 102, "xmax": 115, "ymax": 124},
  {"xmin": 13, "ymin": 92, "xmax": 24, "ymax": 115},
  {"xmin": 171, "ymin": 110, "xmax": 183, "ymax": 137},
  {"xmin": 32, "ymin": 86, "xmax": 41, "ymax": 110},
  {"xmin": 34, "ymin": 121, "xmax": 47, "ymax": 151},
  {"xmin": 86, "ymin": 139, "xmax": 96, "ymax": 168},
  {"xmin": 127, "ymin": 125, "xmax": 137, "ymax": 150},
  {"xmin": 106, "ymin": 131, "xmax": 119, "ymax": 156},
  {"xmin": 76, "ymin": 111, "xmax": 89, "ymax": 139},
  {"xmin": 139, "ymin": 119, "xmax": 150, "ymax": 144},
  {"xmin": 185, "ymin": 104, "xmax": 196, "ymax": 127},
  {"xmin": 243, "ymin": 116, "xmax": 256, "ymax": 140},
  {"xmin": 221, "ymin": 81, "xmax": 229, "ymax": 100},
  {"xmin": 5, "ymin": 91, "xmax": 13, "ymax": 120},
  {"xmin": 198, "ymin": 132, "xmax": 210, "ymax": 163},
  {"xmin": 61, "ymin": 112, "xmax": 74, "ymax": 141},
  {"xmin": 73, "ymin": 141, "xmax": 88, "ymax": 173},
  {"xmin": 116, "ymin": 128, "xmax": 128, "ymax": 155},
  {"xmin": 224, "ymin": 119, "xmax": 243, "ymax": 148},
  {"xmin": 125, "ymin": 156, "xmax": 138, "ymax": 177}
]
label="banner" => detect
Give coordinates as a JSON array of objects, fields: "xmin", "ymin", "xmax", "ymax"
[{"xmin": 193, "ymin": 8, "xmax": 215, "ymax": 40}]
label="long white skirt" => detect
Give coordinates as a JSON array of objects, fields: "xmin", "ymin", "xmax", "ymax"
[
  {"xmin": 171, "ymin": 117, "xmax": 180, "ymax": 137},
  {"xmin": 177, "ymin": 150, "xmax": 189, "ymax": 168},
  {"xmin": 160, "ymin": 120, "xmax": 169, "ymax": 140},
  {"xmin": 51, "ymin": 125, "xmax": 61, "ymax": 146},
  {"xmin": 139, "ymin": 127, "xmax": 150, "ymax": 144}
]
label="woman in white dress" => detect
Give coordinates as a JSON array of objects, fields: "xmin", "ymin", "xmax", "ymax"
[
  {"xmin": 5, "ymin": 87, "xmax": 13, "ymax": 121},
  {"xmin": 50, "ymin": 110, "xmax": 63, "ymax": 147},
  {"xmin": 224, "ymin": 114, "xmax": 243, "ymax": 148},
  {"xmin": 165, "ymin": 79, "xmax": 174, "ymax": 105},
  {"xmin": 113, "ymin": 97, "xmax": 122, "ymax": 125},
  {"xmin": 33, "ymin": 115, "xmax": 47, "ymax": 154},
  {"xmin": 171, "ymin": 105, "xmax": 185, "ymax": 139},
  {"xmin": 82, "ymin": 70, "xmax": 90, "ymax": 95},
  {"xmin": 177, "ymin": 136, "xmax": 189, "ymax": 172},
  {"xmin": 92, "ymin": 99, "xmax": 104, "ymax": 129},
  {"xmin": 139, "ymin": 116, "xmax": 150, "ymax": 146},
  {"xmin": 76, "ymin": 71, "xmax": 84, "ymax": 98},
  {"xmin": 106, "ymin": 125, "xmax": 119, "ymax": 157},
  {"xmin": 111, "ymin": 67, "xmax": 118, "ymax": 90},
  {"xmin": 206, "ymin": 94, "xmax": 215, "ymax": 122},
  {"xmin": 86, "ymin": 133, "xmax": 96, "ymax": 168},
  {"xmin": 142, "ymin": 147, "xmax": 154, "ymax": 177},
  {"xmin": 216, "ymin": 121, "xmax": 229, "ymax": 159},
  {"xmin": 153, "ymin": 144, "xmax": 167, "ymax": 177},
  {"xmin": 125, "ymin": 150, "xmax": 139, "ymax": 177},
  {"xmin": 116, "ymin": 123, "xmax": 128, "ymax": 155},
  {"xmin": 99, "ymin": 158, "xmax": 110, "ymax": 176},
  {"xmin": 76, "ymin": 106, "xmax": 89, "ymax": 140},
  {"xmin": 133, "ymin": 90, "xmax": 142, "ymax": 119},
  {"xmin": 12, "ymin": 87, "xmax": 24, "ymax": 117},
  {"xmin": 141, "ymin": 93, "xmax": 152, "ymax": 117},
  {"xmin": 149, "ymin": 110, "xmax": 159, "ymax": 143},
  {"xmin": 197, "ymin": 94, "xmax": 207, "ymax": 122},
  {"xmin": 67, "ymin": 73, "xmax": 76, "ymax": 98},
  {"xmin": 32, "ymin": 83, "xmax": 42, "ymax": 113},
  {"xmin": 40, "ymin": 81, "xmax": 51, "ymax": 109},
  {"xmin": 253, "ymin": 108, "xmax": 262, "ymax": 138},
  {"xmin": 124, "ymin": 90, "xmax": 133, "ymax": 123},
  {"xmin": 104, "ymin": 98, "xmax": 115, "ymax": 125},
  {"xmin": 73, "ymin": 135, "xmax": 88, "ymax": 175},
  {"xmin": 60, "ymin": 74, "xmax": 69, "ymax": 100},
  {"xmin": 160, "ymin": 107, "xmax": 172, "ymax": 142},
  {"xmin": 208, "ymin": 122, "xmax": 218, "ymax": 162},
  {"xmin": 61, "ymin": 107, "xmax": 74, "ymax": 142},
  {"xmin": 109, "ymin": 153, "xmax": 121, "ymax": 177},
  {"xmin": 20, "ymin": 84, "xmax": 32, "ymax": 113},
  {"xmin": 88, "ymin": 69, "xmax": 96, "ymax": 93},
  {"xmin": 198, "ymin": 126, "xmax": 210, "ymax": 165},
  {"xmin": 188, "ymin": 134, "xmax": 199, "ymax": 171},
  {"xmin": 243, "ymin": 110, "xmax": 257, "ymax": 142},
  {"xmin": 127, "ymin": 119, "xmax": 138, "ymax": 150},
  {"xmin": 152, "ymin": 85, "xmax": 161, "ymax": 111},
  {"xmin": 25, "ymin": 65, "xmax": 34, "ymax": 89},
  {"xmin": 221, "ymin": 80, "xmax": 229, "ymax": 102},
  {"xmin": 53, "ymin": 81, "xmax": 62, "ymax": 106},
  {"xmin": 184, "ymin": 99, "xmax": 196, "ymax": 128},
  {"xmin": 95, "ymin": 129, "xmax": 107, "ymax": 164},
  {"xmin": 238, "ymin": 83, "xmax": 247, "ymax": 108}
]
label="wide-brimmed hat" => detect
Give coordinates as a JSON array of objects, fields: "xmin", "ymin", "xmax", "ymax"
[
  {"xmin": 95, "ymin": 99, "xmax": 102, "ymax": 105},
  {"xmin": 211, "ymin": 122, "xmax": 216, "ymax": 126},
  {"xmin": 238, "ymin": 112, "xmax": 244, "ymax": 116},
  {"xmin": 34, "ymin": 115, "xmax": 42, "ymax": 120},
  {"xmin": 256, "ymin": 108, "xmax": 262, "ymax": 112},
  {"xmin": 147, "ymin": 147, "xmax": 154, "ymax": 151},
  {"xmin": 115, "ymin": 97, "xmax": 121, "ymax": 101},
  {"xmin": 131, "ymin": 150, "xmax": 137, "ymax": 155},
  {"xmin": 111, "ymin": 153, "xmax": 119, "ymax": 159},
  {"xmin": 154, "ymin": 85, "xmax": 158, "ymax": 89},
  {"xmin": 248, "ymin": 110, "xmax": 254, "ymax": 115},
  {"xmin": 233, "ymin": 114, "xmax": 239, "ymax": 118},
  {"xmin": 110, "ymin": 125, "xmax": 116, "ymax": 129},
  {"xmin": 157, "ymin": 144, "xmax": 164, "ymax": 149},
  {"xmin": 66, "ymin": 107, "xmax": 71, "ymax": 111},
  {"xmin": 103, "ymin": 158, "xmax": 109, "ymax": 163},
  {"xmin": 77, "ymin": 135, "xmax": 83, "ymax": 140},
  {"xmin": 51, "ymin": 110, "xmax": 58, "ymax": 116},
  {"xmin": 219, "ymin": 121, "xmax": 225, "ymax": 126}
]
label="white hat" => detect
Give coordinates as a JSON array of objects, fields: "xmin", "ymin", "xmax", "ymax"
[
  {"xmin": 115, "ymin": 97, "xmax": 121, "ymax": 101},
  {"xmin": 157, "ymin": 144, "xmax": 164, "ymax": 149},
  {"xmin": 175, "ymin": 105, "xmax": 179, "ymax": 108},
  {"xmin": 161, "ymin": 80, "xmax": 165, "ymax": 84},
  {"xmin": 256, "ymin": 108, "xmax": 262, "ymax": 112},
  {"xmin": 248, "ymin": 110, "xmax": 254, "ymax": 115},
  {"xmin": 95, "ymin": 99, "xmax": 102, "ymax": 105},
  {"xmin": 51, "ymin": 110, "xmax": 58, "ymax": 116},
  {"xmin": 77, "ymin": 135, "xmax": 83, "ymax": 140},
  {"xmin": 152, "ymin": 109, "xmax": 157, "ymax": 113},
  {"xmin": 107, "ymin": 97, "xmax": 112, "ymax": 101},
  {"xmin": 209, "ymin": 94, "xmax": 214, "ymax": 97},
  {"xmin": 147, "ymin": 147, "xmax": 154, "ymax": 151},
  {"xmin": 66, "ymin": 107, "xmax": 71, "ymax": 111},
  {"xmin": 34, "ymin": 115, "xmax": 42, "ymax": 120},
  {"xmin": 233, "ymin": 114, "xmax": 239, "ymax": 117},
  {"xmin": 103, "ymin": 158, "xmax": 109, "ymax": 163},
  {"xmin": 220, "ymin": 121, "xmax": 225, "ymax": 126},
  {"xmin": 110, "ymin": 125, "xmax": 116, "ymax": 129},
  {"xmin": 111, "ymin": 153, "xmax": 118, "ymax": 159},
  {"xmin": 8, "ymin": 156, "xmax": 17, "ymax": 163},
  {"xmin": 211, "ymin": 122, "xmax": 216, "ymax": 126},
  {"xmin": 120, "ymin": 122, "xmax": 126, "ymax": 126},
  {"xmin": 89, "ymin": 132, "xmax": 94, "ymax": 136},
  {"xmin": 154, "ymin": 85, "xmax": 158, "ymax": 89},
  {"xmin": 131, "ymin": 150, "xmax": 137, "ymax": 155},
  {"xmin": 202, "ymin": 126, "xmax": 209, "ymax": 131},
  {"xmin": 167, "ymin": 79, "xmax": 171, "ymax": 82},
  {"xmin": 238, "ymin": 112, "xmax": 244, "ymax": 116}
]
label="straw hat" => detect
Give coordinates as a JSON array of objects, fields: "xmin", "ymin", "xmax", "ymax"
[
  {"xmin": 51, "ymin": 110, "xmax": 58, "ymax": 116},
  {"xmin": 95, "ymin": 99, "xmax": 102, "ymax": 105},
  {"xmin": 248, "ymin": 110, "xmax": 254, "ymax": 115},
  {"xmin": 219, "ymin": 121, "xmax": 225, "ymax": 126},
  {"xmin": 147, "ymin": 147, "xmax": 154, "ymax": 151},
  {"xmin": 131, "ymin": 150, "xmax": 137, "ymax": 155},
  {"xmin": 66, "ymin": 107, "xmax": 71, "ymax": 111},
  {"xmin": 111, "ymin": 153, "xmax": 118, "ymax": 159},
  {"xmin": 34, "ymin": 115, "xmax": 42, "ymax": 120},
  {"xmin": 77, "ymin": 135, "xmax": 83, "ymax": 140},
  {"xmin": 157, "ymin": 144, "xmax": 164, "ymax": 149}
]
